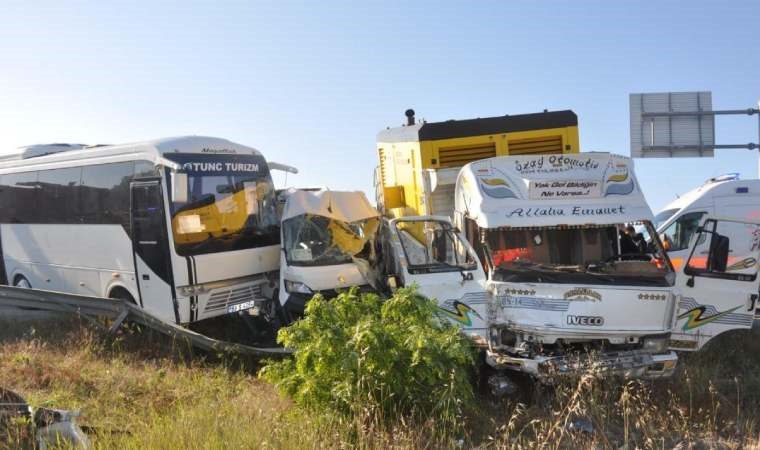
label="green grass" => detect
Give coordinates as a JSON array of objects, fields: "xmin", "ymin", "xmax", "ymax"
[{"xmin": 2, "ymin": 317, "xmax": 760, "ymax": 449}]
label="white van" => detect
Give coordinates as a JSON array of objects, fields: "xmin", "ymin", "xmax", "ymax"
[
  {"xmin": 655, "ymin": 174, "xmax": 760, "ymax": 271},
  {"xmin": 278, "ymin": 190, "xmax": 379, "ymax": 319}
]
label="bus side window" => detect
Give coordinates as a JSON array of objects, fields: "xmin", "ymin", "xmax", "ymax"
[
  {"xmin": 81, "ymin": 162, "xmax": 135, "ymax": 231},
  {"xmin": 38, "ymin": 167, "xmax": 82, "ymax": 224},
  {"xmin": 0, "ymin": 171, "xmax": 40, "ymax": 223}
]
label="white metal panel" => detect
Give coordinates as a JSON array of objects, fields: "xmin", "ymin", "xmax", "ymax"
[
  {"xmin": 455, "ymin": 153, "xmax": 653, "ymax": 229},
  {"xmin": 191, "ymin": 245, "xmax": 279, "ymax": 284},
  {"xmin": 422, "ymin": 168, "xmax": 459, "ymax": 218},
  {"xmin": 630, "ymin": 92, "xmax": 715, "ymax": 158},
  {"xmin": 430, "ymin": 184, "xmax": 455, "ymax": 218}
]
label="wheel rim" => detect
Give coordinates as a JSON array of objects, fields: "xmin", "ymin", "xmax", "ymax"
[{"xmin": 14, "ymin": 277, "xmax": 31, "ymax": 289}]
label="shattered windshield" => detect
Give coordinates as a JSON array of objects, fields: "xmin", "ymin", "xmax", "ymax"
[
  {"xmin": 487, "ymin": 222, "xmax": 674, "ymax": 286},
  {"xmin": 165, "ymin": 153, "xmax": 279, "ymax": 256},
  {"xmin": 394, "ymin": 220, "xmax": 476, "ymax": 274},
  {"xmin": 283, "ymin": 214, "xmax": 378, "ymax": 266}
]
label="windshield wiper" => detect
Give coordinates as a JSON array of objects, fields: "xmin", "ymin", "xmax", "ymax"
[
  {"xmin": 509, "ymin": 260, "xmax": 573, "ymax": 273},
  {"xmin": 581, "ymin": 271, "xmax": 617, "ymax": 284}
]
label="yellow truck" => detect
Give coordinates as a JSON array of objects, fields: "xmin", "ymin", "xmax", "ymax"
[{"xmin": 375, "ymin": 109, "xmax": 580, "ymax": 218}]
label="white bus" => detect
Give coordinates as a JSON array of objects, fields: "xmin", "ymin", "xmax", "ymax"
[{"xmin": 0, "ymin": 136, "xmax": 282, "ymax": 325}]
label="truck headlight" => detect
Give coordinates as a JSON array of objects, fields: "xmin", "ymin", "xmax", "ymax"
[
  {"xmin": 642, "ymin": 336, "xmax": 669, "ymax": 353},
  {"xmin": 284, "ymin": 280, "xmax": 313, "ymax": 294}
]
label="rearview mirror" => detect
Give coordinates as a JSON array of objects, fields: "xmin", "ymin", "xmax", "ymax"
[
  {"xmin": 216, "ymin": 184, "xmax": 234, "ymax": 194},
  {"xmin": 432, "ymin": 230, "xmax": 448, "ymax": 262},
  {"xmin": 708, "ymin": 233, "xmax": 730, "ymax": 272},
  {"xmin": 171, "ymin": 172, "xmax": 188, "ymax": 203}
]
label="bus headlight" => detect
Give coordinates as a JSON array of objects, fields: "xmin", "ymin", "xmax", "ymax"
[{"xmin": 284, "ymin": 280, "xmax": 313, "ymax": 294}]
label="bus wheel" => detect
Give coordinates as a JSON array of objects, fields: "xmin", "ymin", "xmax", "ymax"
[
  {"xmin": 108, "ymin": 287, "xmax": 136, "ymax": 304},
  {"xmin": 13, "ymin": 275, "xmax": 31, "ymax": 289}
]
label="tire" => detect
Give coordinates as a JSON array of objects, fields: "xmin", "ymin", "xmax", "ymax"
[{"xmin": 13, "ymin": 275, "xmax": 31, "ymax": 289}]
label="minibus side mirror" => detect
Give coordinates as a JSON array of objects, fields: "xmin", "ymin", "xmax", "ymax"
[
  {"xmin": 708, "ymin": 233, "xmax": 730, "ymax": 272},
  {"xmin": 172, "ymin": 172, "xmax": 189, "ymax": 203}
]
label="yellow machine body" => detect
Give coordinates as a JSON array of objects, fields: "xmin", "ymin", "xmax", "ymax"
[{"xmin": 376, "ymin": 110, "xmax": 580, "ymax": 219}]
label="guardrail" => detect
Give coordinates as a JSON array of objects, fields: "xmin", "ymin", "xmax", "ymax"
[{"xmin": 0, "ymin": 285, "xmax": 290, "ymax": 357}]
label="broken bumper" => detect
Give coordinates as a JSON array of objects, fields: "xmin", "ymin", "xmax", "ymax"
[{"xmin": 485, "ymin": 349, "xmax": 678, "ymax": 383}]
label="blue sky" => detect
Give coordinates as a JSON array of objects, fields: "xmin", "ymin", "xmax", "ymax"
[{"xmin": 1, "ymin": 1, "xmax": 759, "ymax": 212}]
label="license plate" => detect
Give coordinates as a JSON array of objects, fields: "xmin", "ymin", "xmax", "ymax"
[{"xmin": 228, "ymin": 301, "xmax": 257, "ymax": 314}]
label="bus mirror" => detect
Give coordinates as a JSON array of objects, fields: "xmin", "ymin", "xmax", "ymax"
[{"xmin": 172, "ymin": 173, "xmax": 188, "ymax": 203}]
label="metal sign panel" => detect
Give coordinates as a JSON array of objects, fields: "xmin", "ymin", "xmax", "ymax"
[{"xmin": 630, "ymin": 92, "xmax": 715, "ymax": 158}]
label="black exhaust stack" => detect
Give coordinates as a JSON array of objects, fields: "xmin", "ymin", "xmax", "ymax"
[{"xmin": 405, "ymin": 109, "xmax": 415, "ymax": 126}]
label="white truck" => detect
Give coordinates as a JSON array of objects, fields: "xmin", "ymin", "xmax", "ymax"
[{"xmin": 373, "ymin": 153, "xmax": 760, "ymax": 385}]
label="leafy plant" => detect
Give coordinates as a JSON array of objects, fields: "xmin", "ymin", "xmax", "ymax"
[{"xmin": 259, "ymin": 287, "xmax": 476, "ymax": 429}]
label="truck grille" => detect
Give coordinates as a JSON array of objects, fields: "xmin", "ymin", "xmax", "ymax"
[
  {"xmin": 438, "ymin": 144, "xmax": 496, "ymax": 168},
  {"xmin": 508, "ymin": 135, "xmax": 563, "ymax": 155},
  {"xmin": 204, "ymin": 284, "xmax": 264, "ymax": 313}
]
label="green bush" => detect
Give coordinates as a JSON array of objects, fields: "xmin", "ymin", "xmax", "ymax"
[{"xmin": 259, "ymin": 287, "xmax": 476, "ymax": 428}]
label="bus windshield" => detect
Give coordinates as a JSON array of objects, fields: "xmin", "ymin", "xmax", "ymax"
[
  {"xmin": 486, "ymin": 222, "xmax": 674, "ymax": 286},
  {"xmin": 165, "ymin": 153, "xmax": 279, "ymax": 256}
]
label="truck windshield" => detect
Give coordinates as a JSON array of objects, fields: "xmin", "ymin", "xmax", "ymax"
[
  {"xmin": 165, "ymin": 153, "xmax": 279, "ymax": 256},
  {"xmin": 283, "ymin": 214, "xmax": 378, "ymax": 266},
  {"xmin": 486, "ymin": 222, "xmax": 674, "ymax": 286},
  {"xmin": 394, "ymin": 220, "xmax": 477, "ymax": 274}
]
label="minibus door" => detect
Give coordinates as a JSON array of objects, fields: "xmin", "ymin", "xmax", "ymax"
[
  {"xmin": 130, "ymin": 181, "xmax": 178, "ymax": 323},
  {"xmin": 671, "ymin": 218, "xmax": 760, "ymax": 351}
]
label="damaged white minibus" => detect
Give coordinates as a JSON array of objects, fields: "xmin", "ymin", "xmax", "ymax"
[{"xmin": 279, "ymin": 189, "xmax": 379, "ymax": 319}]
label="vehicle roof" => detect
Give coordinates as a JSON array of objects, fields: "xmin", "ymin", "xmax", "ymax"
[
  {"xmin": 455, "ymin": 152, "xmax": 653, "ymax": 228},
  {"xmin": 659, "ymin": 177, "xmax": 760, "ymax": 213},
  {"xmin": 282, "ymin": 190, "xmax": 379, "ymax": 223},
  {"xmin": 377, "ymin": 110, "xmax": 577, "ymax": 143},
  {"xmin": 0, "ymin": 136, "xmax": 262, "ymax": 173}
]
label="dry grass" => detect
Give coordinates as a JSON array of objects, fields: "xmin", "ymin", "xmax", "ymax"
[{"xmin": 1, "ymin": 316, "xmax": 760, "ymax": 449}]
